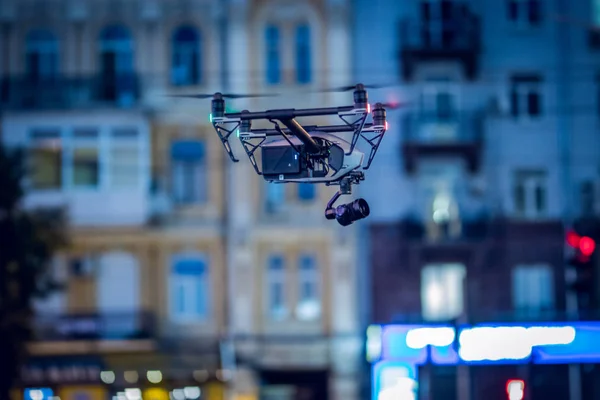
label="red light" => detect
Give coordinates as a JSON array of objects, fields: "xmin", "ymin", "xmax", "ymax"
[
  {"xmin": 566, "ymin": 230, "xmax": 580, "ymax": 248},
  {"xmin": 367, "ymin": 103, "xmax": 371, "ymax": 113},
  {"xmin": 579, "ymin": 236, "xmax": 596, "ymax": 257}
]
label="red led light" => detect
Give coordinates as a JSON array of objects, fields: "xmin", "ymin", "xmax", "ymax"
[
  {"xmin": 566, "ymin": 230, "xmax": 580, "ymax": 248},
  {"xmin": 579, "ymin": 236, "xmax": 596, "ymax": 257}
]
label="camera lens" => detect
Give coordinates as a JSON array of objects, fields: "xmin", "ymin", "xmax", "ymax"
[{"xmin": 334, "ymin": 198, "xmax": 370, "ymax": 226}]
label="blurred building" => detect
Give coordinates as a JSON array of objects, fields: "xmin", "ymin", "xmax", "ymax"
[
  {"xmin": 0, "ymin": 0, "xmax": 361, "ymax": 400},
  {"xmin": 353, "ymin": 0, "xmax": 600, "ymax": 399}
]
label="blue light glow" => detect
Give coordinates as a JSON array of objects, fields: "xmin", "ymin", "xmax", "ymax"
[{"xmin": 371, "ymin": 321, "xmax": 600, "ymax": 400}]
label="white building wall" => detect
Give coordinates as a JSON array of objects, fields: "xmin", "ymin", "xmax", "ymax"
[{"xmin": 2, "ymin": 112, "xmax": 151, "ymax": 227}]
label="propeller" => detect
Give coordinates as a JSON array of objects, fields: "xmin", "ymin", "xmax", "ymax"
[
  {"xmin": 166, "ymin": 92, "xmax": 279, "ymax": 99},
  {"xmin": 311, "ymin": 83, "xmax": 400, "ymax": 93},
  {"xmin": 380, "ymin": 101, "xmax": 408, "ymax": 110}
]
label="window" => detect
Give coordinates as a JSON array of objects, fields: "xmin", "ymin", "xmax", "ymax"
[
  {"xmin": 110, "ymin": 128, "xmax": 141, "ymax": 189},
  {"xmin": 71, "ymin": 128, "xmax": 99, "ymax": 188},
  {"xmin": 298, "ymin": 183, "xmax": 315, "ymax": 201},
  {"xmin": 265, "ymin": 182, "xmax": 285, "ymax": 213},
  {"xmin": 170, "ymin": 253, "xmax": 210, "ymax": 321},
  {"xmin": 513, "ymin": 169, "xmax": 547, "ymax": 218},
  {"xmin": 29, "ymin": 129, "xmax": 63, "ymax": 189},
  {"xmin": 421, "ymin": 78, "xmax": 458, "ymax": 122},
  {"xmin": 266, "ymin": 254, "xmax": 287, "ymax": 320},
  {"xmin": 25, "ymin": 29, "xmax": 59, "ymax": 81},
  {"xmin": 170, "ymin": 139, "xmax": 207, "ymax": 205},
  {"xmin": 98, "ymin": 25, "xmax": 135, "ymax": 103},
  {"xmin": 580, "ymin": 180, "xmax": 597, "ymax": 215},
  {"xmin": 510, "ymin": 74, "xmax": 543, "ymax": 118},
  {"xmin": 295, "ymin": 24, "xmax": 311, "ymax": 84},
  {"xmin": 421, "ymin": 263, "xmax": 466, "ymax": 321},
  {"xmin": 171, "ymin": 26, "xmax": 201, "ymax": 86},
  {"xmin": 296, "ymin": 253, "xmax": 320, "ymax": 321},
  {"xmin": 265, "ymin": 25, "xmax": 281, "ymax": 84},
  {"xmin": 507, "ymin": 0, "xmax": 541, "ymax": 26},
  {"xmin": 418, "ymin": 163, "xmax": 462, "ymax": 239},
  {"xmin": 512, "ymin": 264, "xmax": 554, "ymax": 316}
]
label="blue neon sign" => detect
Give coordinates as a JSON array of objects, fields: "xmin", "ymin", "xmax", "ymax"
[{"xmin": 370, "ymin": 321, "xmax": 600, "ymax": 400}]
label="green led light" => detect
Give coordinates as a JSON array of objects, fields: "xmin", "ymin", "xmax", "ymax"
[
  {"xmin": 236, "ymin": 129, "xmax": 240, "ymax": 137},
  {"xmin": 209, "ymin": 113, "xmax": 213, "ymax": 122}
]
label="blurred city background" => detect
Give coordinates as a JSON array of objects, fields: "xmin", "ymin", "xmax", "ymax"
[{"xmin": 1, "ymin": 0, "xmax": 600, "ymax": 400}]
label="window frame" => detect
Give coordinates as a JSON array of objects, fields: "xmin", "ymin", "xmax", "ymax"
[
  {"xmin": 170, "ymin": 138, "xmax": 208, "ymax": 206},
  {"xmin": 512, "ymin": 169, "xmax": 548, "ymax": 219},
  {"xmin": 169, "ymin": 251, "xmax": 211, "ymax": 323},
  {"xmin": 506, "ymin": 0, "xmax": 542, "ymax": 28},
  {"xmin": 509, "ymin": 74, "xmax": 543, "ymax": 119},
  {"xmin": 296, "ymin": 252, "xmax": 321, "ymax": 321},
  {"xmin": 511, "ymin": 264, "xmax": 555, "ymax": 316},
  {"xmin": 420, "ymin": 263, "xmax": 466, "ymax": 321},
  {"xmin": 265, "ymin": 24, "xmax": 281, "ymax": 85},
  {"xmin": 266, "ymin": 253, "xmax": 289, "ymax": 321},
  {"xmin": 295, "ymin": 23, "xmax": 312, "ymax": 84},
  {"xmin": 171, "ymin": 25, "xmax": 202, "ymax": 87}
]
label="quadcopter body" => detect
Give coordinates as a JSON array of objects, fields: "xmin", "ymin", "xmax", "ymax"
[
  {"xmin": 173, "ymin": 84, "xmax": 400, "ymax": 226},
  {"xmin": 260, "ymin": 132, "xmax": 364, "ymax": 184}
]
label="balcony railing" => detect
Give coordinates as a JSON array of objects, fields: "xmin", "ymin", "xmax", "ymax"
[
  {"xmin": 3, "ymin": 0, "xmax": 211, "ymax": 22},
  {"xmin": 401, "ymin": 214, "xmax": 492, "ymax": 242},
  {"xmin": 401, "ymin": 111, "xmax": 484, "ymax": 173},
  {"xmin": 400, "ymin": 17, "xmax": 481, "ymax": 53},
  {"xmin": 402, "ymin": 111, "xmax": 484, "ymax": 144},
  {"xmin": 0, "ymin": 74, "xmax": 142, "ymax": 110},
  {"xmin": 399, "ymin": 3, "xmax": 481, "ymax": 80},
  {"xmin": 31, "ymin": 311, "xmax": 157, "ymax": 341}
]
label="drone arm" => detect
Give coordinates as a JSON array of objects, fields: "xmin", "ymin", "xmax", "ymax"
[
  {"xmin": 224, "ymin": 105, "xmax": 355, "ymax": 120},
  {"xmin": 279, "ymin": 118, "xmax": 322, "ymax": 154},
  {"xmin": 248, "ymin": 123, "xmax": 374, "ymax": 136}
]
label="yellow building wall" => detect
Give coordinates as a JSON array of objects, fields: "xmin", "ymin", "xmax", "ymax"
[
  {"xmin": 58, "ymin": 385, "xmax": 107, "ymax": 400},
  {"xmin": 152, "ymin": 122, "xmax": 226, "ymax": 221},
  {"xmin": 254, "ymin": 238, "xmax": 333, "ymax": 334},
  {"xmin": 58, "ymin": 229, "xmax": 227, "ymax": 334}
]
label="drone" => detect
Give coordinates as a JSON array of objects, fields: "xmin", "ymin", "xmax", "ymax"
[{"xmin": 170, "ymin": 84, "xmax": 403, "ymax": 226}]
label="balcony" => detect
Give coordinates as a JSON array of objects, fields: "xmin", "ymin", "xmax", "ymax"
[
  {"xmin": 401, "ymin": 111, "xmax": 484, "ymax": 174},
  {"xmin": 1, "ymin": 0, "xmax": 212, "ymax": 22},
  {"xmin": 0, "ymin": 74, "xmax": 142, "ymax": 110},
  {"xmin": 399, "ymin": 5, "xmax": 481, "ymax": 80},
  {"xmin": 31, "ymin": 311, "xmax": 157, "ymax": 342},
  {"xmin": 400, "ymin": 214, "xmax": 492, "ymax": 243}
]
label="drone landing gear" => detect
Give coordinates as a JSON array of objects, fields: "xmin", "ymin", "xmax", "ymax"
[{"xmin": 324, "ymin": 172, "xmax": 370, "ymax": 226}]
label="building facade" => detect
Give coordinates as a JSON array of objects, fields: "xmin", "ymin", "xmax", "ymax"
[
  {"xmin": 353, "ymin": 0, "xmax": 600, "ymax": 399},
  {"xmin": 0, "ymin": 0, "xmax": 362, "ymax": 399},
  {"xmin": 221, "ymin": 1, "xmax": 361, "ymax": 400}
]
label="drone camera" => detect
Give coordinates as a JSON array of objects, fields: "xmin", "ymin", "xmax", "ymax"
[{"xmin": 325, "ymin": 198, "xmax": 370, "ymax": 226}]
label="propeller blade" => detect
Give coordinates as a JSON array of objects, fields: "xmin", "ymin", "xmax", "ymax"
[
  {"xmin": 166, "ymin": 94, "xmax": 214, "ymax": 99},
  {"xmin": 380, "ymin": 101, "xmax": 410, "ymax": 110},
  {"xmin": 312, "ymin": 83, "xmax": 400, "ymax": 93},
  {"xmin": 223, "ymin": 93, "xmax": 280, "ymax": 98},
  {"xmin": 165, "ymin": 92, "xmax": 279, "ymax": 99}
]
